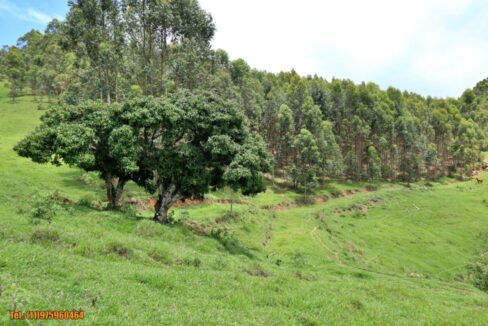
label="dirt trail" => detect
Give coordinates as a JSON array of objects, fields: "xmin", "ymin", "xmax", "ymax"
[
  {"xmin": 143, "ymin": 198, "xmax": 250, "ymax": 210},
  {"xmin": 260, "ymin": 186, "xmax": 379, "ymax": 212},
  {"xmin": 140, "ymin": 185, "xmax": 381, "ymax": 212},
  {"xmin": 310, "ymin": 226, "xmax": 342, "ymax": 264}
]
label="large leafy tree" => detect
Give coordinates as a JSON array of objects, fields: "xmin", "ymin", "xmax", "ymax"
[
  {"xmin": 224, "ymin": 134, "xmax": 271, "ymax": 196},
  {"xmin": 112, "ymin": 91, "xmax": 270, "ymax": 223},
  {"xmin": 14, "ymin": 101, "xmax": 141, "ymax": 209}
]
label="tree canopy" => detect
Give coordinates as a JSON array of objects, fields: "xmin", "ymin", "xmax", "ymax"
[{"xmin": 113, "ymin": 91, "xmax": 270, "ymax": 223}]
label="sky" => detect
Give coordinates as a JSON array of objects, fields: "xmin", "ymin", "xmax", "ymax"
[{"xmin": 1, "ymin": 0, "xmax": 487, "ymax": 98}]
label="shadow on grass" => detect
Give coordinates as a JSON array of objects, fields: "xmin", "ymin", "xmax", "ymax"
[{"xmin": 173, "ymin": 218, "xmax": 255, "ymax": 258}]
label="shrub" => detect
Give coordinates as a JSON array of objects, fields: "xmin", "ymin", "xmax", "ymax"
[
  {"xmin": 183, "ymin": 257, "xmax": 202, "ymax": 268},
  {"xmin": 214, "ymin": 257, "xmax": 226, "ymax": 270},
  {"xmin": 147, "ymin": 248, "xmax": 173, "ymax": 265},
  {"xmin": 216, "ymin": 210, "xmax": 241, "ymax": 223},
  {"xmin": 350, "ymin": 299, "xmax": 364, "ymax": 310},
  {"xmin": 292, "ymin": 250, "xmax": 306, "ymax": 267},
  {"xmin": 104, "ymin": 242, "xmax": 132, "ymax": 259},
  {"xmin": 77, "ymin": 195, "xmax": 102, "ymax": 209},
  {"xmin": 330, "ymin": 190, "xmax": 342, "ymax": 198},
  {"xmin": 29, "ymin": 194, "xmax": 59, "ymax": 224},
  {"xmin": 121, "ymin": 204, "xmax": 138, "ymax": 218},
  {"xmin": 295, "ymin": 195, "xmax": 315, "ymax": 206},
  {"xmin": 210, "ymin": 227, "xmax": 253, "ymax": 258},
  {"xmin": 244, "ymin": 263, "xmax": 270, "ymax": 277},
  {"xmin": 467, "ymin": 256, "xmax": 488, "ymax": 292},
  {"xmin": 134, "ymin": 220, "xmax": 165, "ymax": 238},
  {"xmin": 248, "ymin": 206, "xmax": 258, "ymax": 215},
  {"xmin": 178, "ymin": 208, "xmax": 191, "ymax": 221},
  {"xmin": 31, "ymin": 227, "xmax": 60, "ymax": 244},
  {"xmin": 78, "ymin": 172, "xmax": 98, "ymax": 185},
  {"xmin": 299, "ymin": 316, "xmax": 319, "ymax": 326}
]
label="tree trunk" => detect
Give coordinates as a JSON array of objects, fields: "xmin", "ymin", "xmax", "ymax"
[
  {"xmin": 154, "ymin": 203, "xmax": 170, "ymax": 224},
  {"xmin": 106, "ymin": 177, "xmax": 126, "ymax": 209},
  {"xmin": 153, "ymin": 183, "xmax": 180, "ymax": 224}
]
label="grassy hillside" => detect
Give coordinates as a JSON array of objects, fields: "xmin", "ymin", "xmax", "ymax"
[{"xmin": 1, "ymin": 84, "xmax": 488, "ymax": 325}]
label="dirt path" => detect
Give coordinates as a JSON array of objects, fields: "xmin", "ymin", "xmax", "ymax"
[
  {"xmin": 310, "ymin": 226, "xmax": 342, "ymax": 264},
  {"xmin": 260, "ymin": 186, "xmax": 380, "ymax": 212},
  {"xmin": 140, "ymin": 186, "xmax": 383, "ymax": 212}
]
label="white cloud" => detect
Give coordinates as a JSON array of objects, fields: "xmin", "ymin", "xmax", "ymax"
[
  {"xmin": 0, "ymin": 0, "xmax": 59, "ymax": 25},
  {"xmin": 26, "ymin": 8, "xmax": 54, "ymax": 25},
  {"xmin": 199, "ymin": 0, "xmax": 488, "ymax": 97}
]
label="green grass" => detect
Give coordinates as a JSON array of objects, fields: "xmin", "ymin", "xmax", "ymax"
[{"xmin": 1, "ymin": 83, "xmax": 488, "ymax": 325}]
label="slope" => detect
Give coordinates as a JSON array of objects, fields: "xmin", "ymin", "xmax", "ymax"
[{"xmin": 0, "ymin": 84, "xmax": 488, "ymax": 325}]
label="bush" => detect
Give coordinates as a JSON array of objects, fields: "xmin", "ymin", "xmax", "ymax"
[
  {"xmin": 248, "ymin": 206, "xmax": 258, "ymax": 215},
  {"xmin": 77, "ymin": 195, "xmax": 103, "ymax": 210},
  {"xmin": 295, "ymin": 195, "xmax": 315, "ymax": 206},
  {"xmin": 78, "ymin": 172, "xmax": 98, "ymax": 186},
  {"xmin": 147, "ymin": 247, "xmax": 173, "ymax": 265},
  {"xmin": 178, "ymin": 208, "xmax": 191, "ymax": 221},
  {"xmin": 121, "ymin": 204, "xmax": 138, "ymax": 218},
  {"xmin": 292, "ymin": 250, "xmax": 306, "ymax": 267},
  {"xmin": 183, "ymin": 257, "xmax": 202, "ymax": 268},
  {"xmin": 215, "ymin": 210, "xmax": 241, "ymax": 223},
  {"xmin": 210, "ymin": 227, "xmax": 253, "ymax": 258},
  {"xmin": 134, "ymin": 220, "xmax": 165, "ymax": 238},
  {"xmin": 467, "ymin": 256, "xmax": 488, "ymax": 292},
  {"xmin": 330, "ymin": 190, "xmax": 342, "ymax": 198},
  {"xmin": 31, "ymin": 227, "xmax": 60, "ymax": 244},
  {"xmin": 213, "ymin": 257, "xmax": 226, "ymax": 270},
  {"xmin": 29, "ymin": 194, "xmax": 59, "ymax": 224},
  {"xmin": 244, "ymin": 263, "xmax": 270, "ymax": 277},
  {"xmin": 104, "ymin": 242, "xmax": 132, "ymax": 259}
]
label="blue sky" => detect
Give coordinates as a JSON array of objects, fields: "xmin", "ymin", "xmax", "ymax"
[
  {"xmin": 1, "ymin": 0, "xmax": 487, "ymax": 98},
  {"xmin": 0, "ymin": 1, "xmax": 68, "ymax": 43}
]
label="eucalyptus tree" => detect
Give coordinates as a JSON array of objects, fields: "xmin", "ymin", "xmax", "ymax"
[
  {"xmin": 5, "ymin": 46, "xmax": 25, "ymax": 102},
  {"xmin": 317, "ymin": 121, "xmax": 343, "ymax": 179},
  {"xmin": 121, "ymin": 0, "xmax": 215, "ymax": 95},
  {"xmin": 366, "ymin": 145, "xmax": 382, "ymax": 181},
  {"xmin": 64, "ymin": 0, "xmax": 126, "ymax": 103},
  {"xmin": 395, "ymin": 112, "xmax": 425, "ymax": 182},
  {"xmin": 291, "ymin": 129, "xmax": 321, "ymax": 191},
  {"xmin": 460, "ymin": 79, "xmax": 488, "ymax": 150},
  {"xmin": 451, "ymin": 118, "xmax": 482, "ymax": 177},
  {"xmin": 0, "ymin": 46, "xmax": 7, "ymax": 77},
  {"xmin": 17, "ymin": 30, "xmax": 43, "ymax": 99},
  {"xmin": 276, "ymin": 104, "xmax": 295, "ymax": 170}
]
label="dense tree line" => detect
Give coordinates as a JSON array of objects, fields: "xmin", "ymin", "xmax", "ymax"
[{"xmin": 5, "ymin": 0, "xmax": 487, "ymax": 202}]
